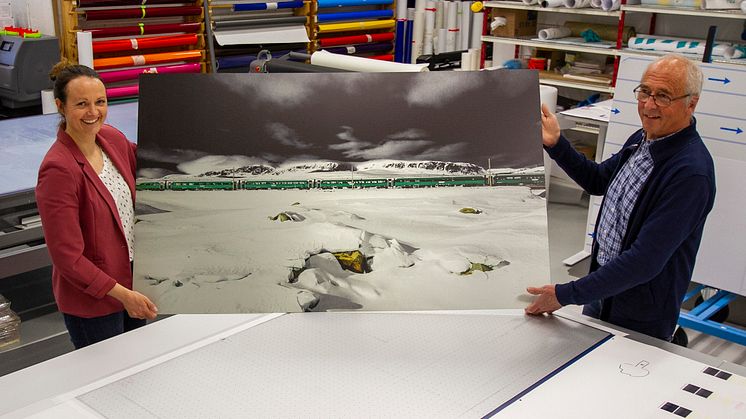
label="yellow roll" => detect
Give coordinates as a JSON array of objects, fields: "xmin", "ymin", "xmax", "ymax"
[{"xmin": 318, "ymin": 19, "xmax": 395, "ymax": 33}]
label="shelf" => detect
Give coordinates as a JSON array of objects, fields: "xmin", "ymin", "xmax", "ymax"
[
  {"xmin": 539, "ymin": 70, "xmax": 615, "ymax": 93},
  {"xmin": 621, "ymin": 4, "xmax": 746, "ymax": 20},
  {"xmin": 483, "ymin": 1, "xmax": 622, "ymax": 17},
  {"xmin": 482, "ymin": 35, "xmax": 622, "ymax": 55}
]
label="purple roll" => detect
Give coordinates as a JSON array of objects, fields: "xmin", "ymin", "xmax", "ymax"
[{"xmin": 99, "ymin": 63, "xmax": 202, "ymax": 83}]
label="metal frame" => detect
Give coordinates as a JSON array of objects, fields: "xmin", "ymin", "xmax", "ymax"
[{"xmin": 679, "ymin": 284, "xmax": 746, "ymax": 346}]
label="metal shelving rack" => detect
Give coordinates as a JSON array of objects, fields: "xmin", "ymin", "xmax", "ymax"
[{"xmin": 481, "ymin": 0, "xmax": 625, "ymax": 93}]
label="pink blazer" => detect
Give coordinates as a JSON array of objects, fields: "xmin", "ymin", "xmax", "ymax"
[{"xmin": 36, "ymin": 125, "xmax": 137, "ymax": 318}]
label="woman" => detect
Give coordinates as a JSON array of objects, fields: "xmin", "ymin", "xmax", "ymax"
[{"xmin": 36, "ymin": 62, "xmax": 157, "ymax": 349}]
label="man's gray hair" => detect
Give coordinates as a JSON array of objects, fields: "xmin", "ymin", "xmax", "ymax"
[{"xmin": 648, "ymin": 54, "xmax": 704, "ymax": 99}]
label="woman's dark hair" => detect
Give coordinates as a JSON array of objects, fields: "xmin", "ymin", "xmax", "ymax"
[{"xmin": 49, "ymin": 60, "xmax": 102, "ymax": 104}]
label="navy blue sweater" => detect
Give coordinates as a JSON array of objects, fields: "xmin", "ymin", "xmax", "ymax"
[{"xmin": 548, "ymin": 120, "xmax": 716, "ymax": 340}]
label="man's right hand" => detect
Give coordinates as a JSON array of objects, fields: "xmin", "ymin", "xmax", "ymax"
[{"xmin": 541, "ymin": 103, "xmax": 561, "ymax": 148}]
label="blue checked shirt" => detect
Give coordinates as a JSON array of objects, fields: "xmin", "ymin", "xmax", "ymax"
[{"xmin": 596, "ymin": 135, "xmax": 656, "ymax": 265}]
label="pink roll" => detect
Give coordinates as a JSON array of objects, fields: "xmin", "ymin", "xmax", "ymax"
[
  {"xmin": 99, "ymin": 63, "xmax": 201, "ymax": 84},
  {"xmin": 106, "ymin": 84, "xmax": 140, "ymax": 99}
]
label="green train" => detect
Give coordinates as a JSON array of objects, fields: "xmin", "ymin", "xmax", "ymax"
[{"xmin": 135, "ymin": 174, "xmax": 544, "ymax": 191}]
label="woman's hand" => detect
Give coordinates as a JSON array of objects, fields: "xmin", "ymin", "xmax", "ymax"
[{"xmin": 108, "ymin": 283, "xmax": 158, "ymax": 320}]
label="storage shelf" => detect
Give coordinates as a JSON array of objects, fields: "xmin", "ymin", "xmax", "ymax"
[
  {"xmin": 621, "ymin": 4, "xmax": 746, "ymax": 20},
  {"xmin": 483, "ymin": 1, "xmax": 621, "ymax": 17},
  {"xmin": 539, "ymin": 70, "xmax": 615, "ymax": 93},
  {"xmin": 482, "ymin": 35, "xmax": 621, "ymax": 56}
]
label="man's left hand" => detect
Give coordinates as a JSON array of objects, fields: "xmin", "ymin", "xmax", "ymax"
[{"xmin": 525, "ymin": 284, "xmax": 562, "ymax": 315}]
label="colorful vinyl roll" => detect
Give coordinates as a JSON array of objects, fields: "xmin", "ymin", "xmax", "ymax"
[
  {"xmin": 368, "ymin": 54, "xmax": 394, "ymax": 61},
  {"xmin": 317, "ymin": 10, "xmax": 394, "ymax": 22},
  {"xmin": 323, "ymin": 42, "xmax": 392, "ymax": 55},
  {"xmin": 93, "ymin": 50, "xmax": 202, "ymax": 70},
  {"xmin": 394, "ymin": 19, "xmax": 406, "ymax": 62},
  {"xmin": 565, "ymin": 21, "xmax": 635, "ymax": 43},
  {"xmin": 640, "ymin": 0, "xmax": 700, "ymax": 6},
  {"xmin": 76, "ymin": 0, "xmax": 183, "ymax": 6},
  {"xmin": 214, "ymin": 16, "xmax": 307, "ymax": 29},
  {"xmin": 99, "ymin": 63, "xmax": 201, "ymax": 83},
  {"xmin": 92, "ymin": 34, "xmax": 198, "ymax": 54},
  {"xmin": 317, "ymin": 19, "xmax": 395, "ymax": 33},
  {"xmin": 627, "ymin": 35, "xmax": 734, "ymax": 57},
  {"xmin": 88, "ymin": 23, "xmax": 201, "ymax": 38},
  {"xmin": 85, "ymin": 6, "xmax": 202, "ymax": 21},
  {"xmin": 233, "ymin": 1, "xmax": 303, "ymax": 12},
  {"xmin": 106, "ymin": 84, "xmax": 139, "ymax": 99},
  {"xmin": 318, "ymin": 0, "xmax": 393, "ymax": 7},
  {"xmin": 318, "ymin": 32, "xmax": 394, "ymax": 47}
]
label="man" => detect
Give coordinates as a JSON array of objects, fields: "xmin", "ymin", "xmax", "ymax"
[{"xmin": 525, "ymin": 54, "xmax": 716, "ymax": 342}]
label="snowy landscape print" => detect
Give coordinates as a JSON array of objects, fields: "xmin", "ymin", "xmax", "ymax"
[{"xmin": 134, "ymin": 70, "xmax": 548, "ymax": 313}]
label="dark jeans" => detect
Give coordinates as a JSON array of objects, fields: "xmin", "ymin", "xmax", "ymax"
[{"xmin": 63, "ymin": 311, "xmax": 146, "ymax": 349}]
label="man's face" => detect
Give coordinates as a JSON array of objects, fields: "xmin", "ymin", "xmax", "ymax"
[{"xmin": 637, "ymin": 61, "xmax": 698, "ymax": 140}]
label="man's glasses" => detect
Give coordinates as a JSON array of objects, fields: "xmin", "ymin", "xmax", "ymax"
[{"xmin": 633, "ymin": 86, "xmax": 691, "ymax": 107}]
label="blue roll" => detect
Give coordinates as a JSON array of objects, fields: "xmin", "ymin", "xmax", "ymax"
[
  {"xmin": 316, "ymin": 9, "xmax": 393, "ymax": 22},
  {"xmin": 394, "ymin": 20, "xmax": 405, "ymax": 63},
  {"xmin": 233, "ymin": 1, "xmax": 303, "ymax": 12},
  {"xmin": 404, "ymin": 19, "xmax": 413, "ymax": 64},
  {"xmin": 216, "ymin": 54, "xmax": 258, "ymax": 69},
  {"xmin": 317, "ymin": 0, "xmax": 393, "ymax": 7}
]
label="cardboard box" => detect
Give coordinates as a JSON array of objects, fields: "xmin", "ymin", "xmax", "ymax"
[{"xmin": 490, "ymin": 10, "xmax": 538, "ymax": 38}]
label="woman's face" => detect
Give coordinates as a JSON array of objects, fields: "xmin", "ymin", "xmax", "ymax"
[{"xmin": 57, "ymin": 76, "xmax": 107, "ymax": 140}]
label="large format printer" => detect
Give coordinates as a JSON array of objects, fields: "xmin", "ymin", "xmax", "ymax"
[{"xmin": 0, "ymin": 34, "xmax": 58, "ymax": 108}]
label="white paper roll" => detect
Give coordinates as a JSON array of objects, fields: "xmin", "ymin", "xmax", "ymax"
[
  {"xmin": 311, "ymin": 50, "xmax": 429, "ymax": 72},
  {"xmin": 742, "ymin": 0, "xmax": 746, "ymax": 12},
  {"xmin": 411, "ymin": 0, "xmax": 427, "ymax": 63},
  {"xmin": 445, "ymin": 1, "xmax": 458, "ymax": 52},
  {"xmin": 470, "ymin": 11, "xmax": 482, "ymax": 49},
  {"xmin": 460, "ymin": 1, "xmax": 471, "ymax": 51},
  {"xmin": 540, "ymin": 85, "xmax": 558, "ymax": 112},
  {"xmin": 436, "ymin": 28, "xmax": 447, "ymax": 54},
  {"xmin": 424, "ymin": 0, "xmax": 436, "ymax": 55},
  {"xmin": 396, "ymin": 0, "xmax": 408, "ymax": 19},
  {"xmin": 522, "ymin": 0, "xmax": 540, "ymax": 3},
  {"xmin": 461, "ymin": 51, "xmax": 471, "ymax": 71},
  {"xmin": 469, "ymin": 47, "xmax": 480, "ymax": 70},
  {"xmin": 541, "ymin": 0, "xmax": 565, "ymax": 7},
  {"xmin": 76, "ymin": 31, "xmax": 93, "ymax": 68},
  {"xmin": 538, "ymin": 27, "xmax": 572, "ymax": 39},
  {"xmin": 601, "ymin": 0, "xmax": 620, "ymax": 10},
  {"xmin": 435, "ymin": 0, "xmax": 444, "ymax": 30},
  {"xmin": 41, "ymin": 89, "xmax": 56, "ymax": 115},
  {"xmin": 564, "ymin": 0, "xmax": 591, "ymax": 7},
  {"xmin": 590, "ymin": 0, "xmax": 603, "ymax": 7}
]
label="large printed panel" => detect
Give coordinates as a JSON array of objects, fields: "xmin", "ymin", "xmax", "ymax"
[{"xmin": 134, "ymin": 71, "xmax": 549, "ymax": 313}]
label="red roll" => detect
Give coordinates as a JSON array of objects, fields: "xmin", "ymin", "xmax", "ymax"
[
  {"xmin": 368, "ymin": 54, "xmax": 394, "ymax": 61},
  {"xmin": 87, "ymin": 22, "xmax": 201, "ymax": 38},
  {"xmin": 85, "ymin": 6, "xmax": 202, "ymax": 21},
  {"xmin": 92, "ymin": 34, "xmax": 198, "ymax": 53},
  {"xmin": 318, "ymin": 32, "xmax": 394, "ymax": 47},
  {"xmin": 77, "ymin": 0, "xmax": 190, "ymax": 6}
]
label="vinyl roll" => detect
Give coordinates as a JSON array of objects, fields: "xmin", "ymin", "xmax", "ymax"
[
  {"xmin": 601, "ymin": 0, "xmax": 619, "ymax": 10},
  {"xmin": 565, "ymin": 21, "xmax": 635, "ymax": 43},
  {"xmin": 538, "ymin": 27, "xmax": 572, "ymax": 40},
  {"xmin": 323, "ymin": 42, "xmax": 392, "ymax": 55},
  {"xmin": 564, "ymin": 0, "xmax": 592, "ymax": 8},
  {"xmin": 92, "ymin": 34, "xmax": 198, "ymax": 54},
  {"xmin": 423, "ymin": 0, "xmax": 436, "ymax": 55},
  {"xmin": 522, "ymin": 0, "xmax": 540, "ymax": 4},
  {"xmin": 460, "ymin": 1, "xmax": 471, "ymax": 51},
  {"xmin": 436, "ymin": 27, "xmax": 446, "ymax": 54},
  {"xmin": 628, "ymin": 35, "xmax": 733, "ymax": 57},
  {"xmin": 470, "ymin": 11, "xmax": 482, "ymax": 49},
  {"xmin": 318, "ymin": 0, "xmax": 393, "ymax": 6},
  {"xmin": 233, "ymin": 1, "xmax": 303, "ymax": 11},
  {"xmin": 640, "ymin": 0, "xmax": 700, "ymax": 6},
  {"xmin": 541, "ymin": 0, "xmax": 564, "ymax": 7},
  {"xmin": 214, "ymin": 26, "xmax": 309, "ymax": 45},
  {"xmin": 76, "ymin": 0, "xmax": 180, "ymax": 6},
  {"xmin": 214, "ymin": 16, "xmax": 307, "ymax": 29},
  {"xmin": 216, "ymin": 54, "xmax": 258, "ymax": 69},
  {"xmin": 87, "ymin": 23, "xmax": 201, "ymax": 39},
  {"xmin": 85, "ymin": 6, "xmax": 202, "ymax": 20},
  {"xmin": 445, "ymin": 0, "xmax": 457, "ymax": 52},
  {"xmin": 319, "ymin": 32, "xmax": 394, "ymax": 46},
  {"xmin": 395, "ymin": 19, "xmax": 407, "ymax": 62},
  {"xmin": 590, "ymin": 0, "xmax": 602, "ymax": 7},
  {"xmin": 317, "ymin": 19, "xmax": 395, "ymax": 33},
  {"xmin": 310, "ymin": 50, "xmax": 428, "ymax": 71},
  {"xmin": 41, "ymin": 89, "xmax": 56, "ymax": 114},
  {"xmin": 106, "ymin": 84, "xmax": 139, "ymax": 99},
  {"xmin": 265, "ymin": 59, "xmax": 348, "ymax": 72},
  {"xmin": 368, "ymin": 53, "xmax": 394, "ymax": 61},
  {"xmin": 99, "ymin": 63, "xmax": 201, "ymax": 83},
  {"xmin": 700, "ymin": 0, "xmax": 741, "ymax": 9},
  {"xmin": 77, "ymin": 31, "xmax": 94, "ymax": 68},
  {"xmin": 317, "ymin": 10, "xmax": 393, "ymax": 22},
  {"xmin": 93, "ymin": 50, "xmax": 202, "ymax": 70},
  {"xmin": 410, "ymin": 0, "xmax": 426, "ymax": 63}
]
